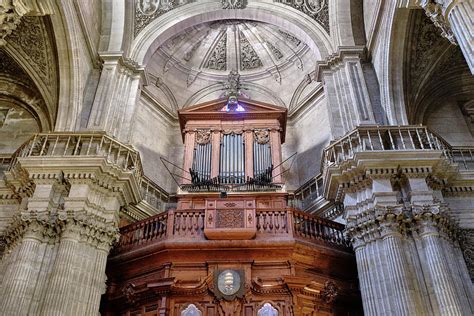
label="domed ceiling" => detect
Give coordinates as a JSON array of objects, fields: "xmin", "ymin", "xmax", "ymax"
[{"xmin": 144, "ymin": 20, "xmax": 321, "ymax": 114}]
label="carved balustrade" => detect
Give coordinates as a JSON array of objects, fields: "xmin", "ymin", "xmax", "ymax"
[
  {"xmin": 171, "ymin": 209, "xmax": 206, "ymax": 238},
  {"xmin": 112, "ymin": 208, "xmax": 351, "ymax": 254},
  {"xmin": 293, "ymin": 209, "xmax": 350, "ymax": 247},
  {"xmin": 256, "ymin": 209, "xmax": 290, "ymax": 234},
  {"xmin": 322, "ymin": 125, "xmax": 451, "ymax": 168},
  {"xmin": 6, "ymin": 132, "xmax": 170, "ymax": 214}
]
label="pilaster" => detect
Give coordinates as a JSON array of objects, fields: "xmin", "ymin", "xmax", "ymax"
[
  {"xmin": 316, "ymin": 46, "xmax": 377, "ymax": 137},
  {"xmin": 87, "ymin": 53, "xmax": 145, "ymax": 142}
]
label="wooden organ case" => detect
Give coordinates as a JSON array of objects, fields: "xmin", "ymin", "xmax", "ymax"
[{"xmin": 102, "ymin": 98, "xmax": 362, "ymax": 316}]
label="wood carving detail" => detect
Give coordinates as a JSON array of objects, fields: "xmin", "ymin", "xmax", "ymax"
[
  {"xmin": 216, "ymin": 210, "xmax": 244, "ymax": 228},
  {"xmin": 196, "ymin": 130, "xmax": 211, "ymax": 145},
  {"xmin": 254, "ymin": 129, "xmax": 270, "ymax": 144}
]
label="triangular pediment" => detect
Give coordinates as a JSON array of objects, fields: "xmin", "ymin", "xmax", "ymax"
[
  {"xmin": 178, "ymin": 98, "xmax": 287, "ymax": 114},
  {"xmin": 178, "ymin": 98, "xmax": 288, "ymax": 143}
]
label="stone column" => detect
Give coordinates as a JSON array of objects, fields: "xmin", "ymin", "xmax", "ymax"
[
  {"xmin": 379, "ymin": 214, "xmax": 424, "ymax": 315},
  {"xmin": 414, "ymin": 210, "xmax": 467, "ymax": 315},
  {"xmin": 351, "ymin": 234, "xmax": 378, "ymax": 316},
  {"xmin": 0, "ymin": 175, "xmax": 66, "ymax": 316},
  {"xmin": 418, "ymin": 0, "xmax": 473, "ymax": 74},
  {"xmin": 0, "ymin": 220, "xmax": 44, "ymax": 315}
]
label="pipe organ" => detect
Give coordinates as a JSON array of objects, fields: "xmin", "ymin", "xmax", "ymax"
[
  {"xmin": 102, "ymin": 97, "xmax": 362, "ymax": 316},
  {"xmin": 179, "ymin": 99, "xmax": 286, "ymax": 189},
  {"xmin": 219, "ymin": 133, "xmax": 245, "ymax": 184}
]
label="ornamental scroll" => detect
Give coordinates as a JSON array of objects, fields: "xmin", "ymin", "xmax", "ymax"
[{"xmin": 254, "ymin": 129, "xmax": 270, "ymax": 144}]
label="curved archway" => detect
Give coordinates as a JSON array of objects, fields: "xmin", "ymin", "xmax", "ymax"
[{"xmin": 129, "ymin": 2, "xmax": 334, "ymax": 66}]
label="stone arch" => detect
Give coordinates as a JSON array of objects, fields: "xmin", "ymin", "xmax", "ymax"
[{"xmin": 129, "ymin": 2, "xmax": 334, "ymax": 67}]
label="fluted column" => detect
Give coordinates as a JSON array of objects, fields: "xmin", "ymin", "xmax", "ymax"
[
  {"xmin": 380, "ymin": 214, "xmax": 423, "ymax": 315},
  {"xmin": 351, "ymin": 235, "xmax": 377, "ymax": 316},
  {"xmin": 40, "ymin": 214, "xmax": 118, "ymax": 316},
  {"xmin": 415, "ymin": 212, "xmax": 466, "ymax": 315},
  {"xmin": 0, "ymin": 221, "xmax": 44, "ymax": 315},
  {"xmin": 446, "ymin": 0, "xmax": 473, "ymax": 74}
]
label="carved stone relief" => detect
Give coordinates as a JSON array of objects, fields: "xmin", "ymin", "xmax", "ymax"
[
  {"xmin": 134, "ymin": 0, "xmax": 187, "ymax": 37},
  {"xmin": 7, "ymin": 16, "xmax": 56, "ymax": 86},
  {"xmin": 221, "ymin": 0, "xmax": 244, "ymax": 9},
  {"xmin": 276, "ymin": 0, "xmax": 329, "ymax": 34},
  {"xmin": 418, "ymin": 0, "xmax": 456, "ymax": 44},
  {"xmin": 460, "ymin": 228, "xmax": 474, "ymax": 281},
  {"xmin": 205, "ymin": 32, "xmax": 227, "ymax": 71},
  {"xmin": 239, "ymin": 31, "xmax": 263, "ymax": 70}
]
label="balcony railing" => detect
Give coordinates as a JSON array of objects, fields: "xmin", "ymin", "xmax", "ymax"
[
  {"xmin": 322, "ymin": 125, "xmax": 451, "ymax": 168},
  {"xmin": 6, "ymin": 132, "xmax": 170, "ymax": 215},
  {"xmin": 112, "ymin": 208, "xmax": 351, "ymax": 254}
]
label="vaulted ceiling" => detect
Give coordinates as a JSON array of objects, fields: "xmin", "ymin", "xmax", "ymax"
[{"xmin": 144, "ymin": 20, "xmax": 321, "ymax": 114}]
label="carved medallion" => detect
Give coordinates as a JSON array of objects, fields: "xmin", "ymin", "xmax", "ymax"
[
  {"xmin": 137, "ymin": 0, "xmax": 160, "ymax": 15},
  {"xmin": 213, "ymin": 269, "xmax": 245, "ymax": 301},
  {"xmin": 217, "ymin": 270, "xmax": 241, "ymax": 296}
]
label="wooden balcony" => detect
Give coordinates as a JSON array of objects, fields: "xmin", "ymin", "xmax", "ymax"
[{"xmin": 111, "ymin": 207, "xmax": 351, "ymax": 257}]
